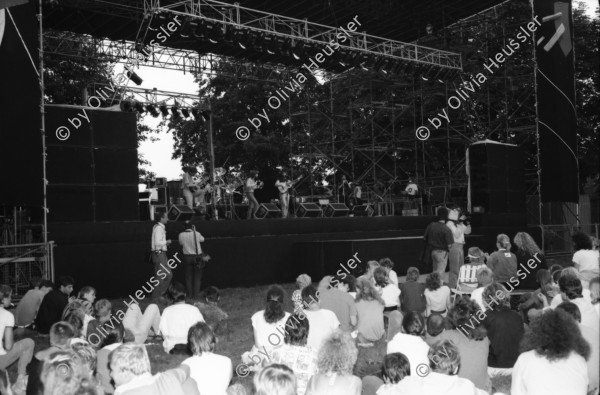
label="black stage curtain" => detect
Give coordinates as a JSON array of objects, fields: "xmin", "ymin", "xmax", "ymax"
[{"xmin": 533, "ymin": 0, "xmax": 578, "ymax": 203}]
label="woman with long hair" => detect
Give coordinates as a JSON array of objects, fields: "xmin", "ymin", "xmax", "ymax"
[
  {"xmin": 424, "ymin": 272, "xmax": 451, "ymax": 317},
  {"xmin": 511, "ymin": 309, "xmax": 590, "ymax": 394},
  {"xmin": 572, "ymin": 232, "xmax": 600, "ymax": 288},
  {"xmin": 513, "ymin": 232, "xmax": 546, "ymax": 289},
  {"xmin": 355, "ymin": 278, "xmax": 385, "ymax": 343}
]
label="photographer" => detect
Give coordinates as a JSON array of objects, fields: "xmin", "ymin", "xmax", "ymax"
[
  {"xmin": 178, "ymin": 221, "xmax": 206, "ymax": 298},
  {"xmin": 446, "ymin": 208, "xmax": 472, "ymax": 289}
]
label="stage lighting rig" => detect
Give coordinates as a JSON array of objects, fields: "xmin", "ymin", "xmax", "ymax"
[
  {"xmin": 125, "ymin": 67, "xmax": 143, "ymax": 85},
  {"xmin": 159, "ymin": 104, "xmax": 169, "ymax": 117},
  {"xmin": 146, "ymin": 104, "xmax": 160, "ymax": 117},
  {"xmin": 181, "ymin": 108, "xmax": 191, "ymax": 118},
  {"xmin": 191, "ymin": 108, "xmax": 201, "ymax": 120},
  {"xmin": 134, "ymin": 101, "xmax": 145, "ymax": 113}
]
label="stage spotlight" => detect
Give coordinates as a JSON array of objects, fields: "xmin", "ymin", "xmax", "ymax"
[
  {"xmin": 191, "ymin": 108, "xmax": 201, "ymax": 120},
  {"xmin": 120, "ymin": 99, "xmax": 134, "ymax": 112},
  {"xmin": 236, "ymin": 29, "xmax": 249, "ymax": 50},
  {"xmin": 201, "ymin": 110, "xmax": 211, "ymax": 122},
  {"xmin": 179, "ymin": 17, "xmax": 195, "ymax": 38},
  {"xmin": 146, "ymin": 104, "xmax": 160, "ymax": 117},
  {"xmin": 171, "ymin": 105, "xmax": 181, "ymax": 118},
  {"xmin": 208, "ymin": 25, "xmax": 223, "ymax": 44},
  {"xmin": 159, "ymin": 104, "xmax": 169, "ymax": 117},
  {"xmin": 224, "ymin": 27, "xmax": 235, "ymax": 42},
  {"xmin": 266, "ymin": 38, "xmax": 278, "ymax": 55},
  {"xmin": 421, "ymin": 75, "xmax": 429, "ymax": 81},
  {"xmin": 181, "ymin": 108, "xmax": 190, "ymax": 118},
  {"xmin": 292, "ymin": 41, "xmax": 304, "ymax": 60},
  {"xmin": 125, "ymin": 67, "xmax": 143, "ymax": 85},
  {"xmin": 359, "ymin": 63, "xmax": 369, "ymax": 71},
  {"xmin": 134, "ymin": 101, "xmax": 145, "ymax": 113}
]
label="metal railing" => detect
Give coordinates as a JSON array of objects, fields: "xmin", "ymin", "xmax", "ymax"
[{"xmin": 0, "ymin": 242, "xmax": 55, "ymax": 297}]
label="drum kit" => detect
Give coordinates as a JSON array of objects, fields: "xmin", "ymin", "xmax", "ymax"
[{"xmin": 212, "ymin": 167, "xmax": 247, "ymax": 218}]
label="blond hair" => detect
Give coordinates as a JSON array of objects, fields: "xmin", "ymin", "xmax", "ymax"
[{"xmin": 109, "ymin": 343, "xmax": 151, "ymax": 376}]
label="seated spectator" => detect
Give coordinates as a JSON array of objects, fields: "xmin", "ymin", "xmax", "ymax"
[
  {"xmin": 193, "ymin": 287, "xmax": 228, "ymax": 336},
  {"xmin": 519, "ymin": 269, "xmax": 559, "ymax": 322},
  {"xmin": 317, "ymin": 275, "xmax": 333, "ymax": 295},
  {"xmin": 456, "ymin": 247, "xmax": 486, "ymax": 293},
  {"xmin": 241, "ymin": 286, "xmax": 290, "ymax": 366},
  {"xmin": 62, "ymin": 286, "xmax": 96, "ymax": 319},
  {"xmin": 556, "ymin": 302, "xmax": 599, "ymax": 395},
  {"xmin": 357, "ymin": 261, "xmax": 380, "ymax": 286},
  {"xmin": 379, "ymin": 258, "xmax": 399, "ymax": 286},
  {"xmin": 354, "ymin": 278, "xmax": 385, "ymax": 343},
  {"xmin": 424, "ymin": 313, "xmax": 446, "ymax": 346},
  {"xmin": 374, "ymin": 267, "xmax": 400, "ymax": 312},
  {"xmin": 301, "ymin": 285, "xmax": 339, "ymax": 351},
  {"xmin": 362, "ymin": 352, "xmax": 411, "ymax": 395},
  {"xmin": 511, "ymin": 309, "xmax": 590, "ymax": 395},
  {"xmin": 86, "ymin": 299, "xmax": 114, "ymax": 344},
  {"xmin": 513, "ymin": 232, "xmax": 546, "ymax": 290},
  {"xmin": 183, "ymin": 322, "xmax": 232, "ymax": 395},
  {"xmin": 486, "ymin": 234, "xmax": 518, "ymax": 283},
  {"xmin": 320, "ymin": 275, "xmax": 357, "ymax": 332},
  {"xmin": 550, "ymin": 267, "xmax": 593, "ymax": 303},
  {"xmin": 387, "ymin": 312, "xmax": 430, "ymax": 377},
  {"xmin": 545, "ymin": 274, "xmax": 599, "ymax": 330},
  {"xmin": 123, "ymin": 302, "xmax": 161, "ymax": 345},
  {"xmin": 292, "ymin": 274, "xmax": 312, "ymax": 313},
  {"xmin": 26, "ymin": 321, "xmax": 75, "ymax": 395},
  {"xmin": 14, "ymin": 279, "xmax": 53, "ymax": 328},
  {"xmin": 159, "ymin": 282, "xmax": 204, "ymax": 354},
  {"xmin": 345, "ymin": 275, "xmax": 358, "ymax": 300},
  {"xmin": 439, "ymin": 298, "xmax": 491, "ymax": 393},
  {"xmin": 97, "ymin": 322, "xmax": 127, "ymax": 394},
  {"xmin": 572, "ymin": 232, "xmax": 600, "ymax": 288},
  {"xmin": 0, "ymin": 285, "xmax": 34, "ymax": 393},
  {"xmin": 0, "ymin": 369, "xmax": 10, "ymax": 395},
  {"xmin": 71, "ymin": 342, "xmax": 103, "ymax": 394},
  {"xmin": 386, "ymin": 340, "xmax": 488, "ymax": 395},
  {"xmin": 269, "ymin": 314, "xmax": 318, "ymax": 395},
  {"xmin": 254, "ymin": 364, "xmax": 296, "ymax": 395},
  {"xmin": 64, "ymin": 309, "xmax": 86, "ymax": 344},
  {"xmin": 470, "ymin": 266, "xmax": 494, "ymax": 312},
  {"xmin": 424, "ymin": 272, "xmax": 451, "ymax": 317},
  {"xmin": 399, "ymin": 267, "xmax": 425, "ymax": 314},
  {"xmin": 305, "ymin": 332, "xmax": 361, "ymax": 395},
  {"xmin": 40, "ymin": 350, "xmax": 97, "ymax": 395},
  {"xmin": 481, "ymin": 282, "xmax": 524, "ymax": 378},
  {"xmin": 109, "ymin": 343, "xmax": 200, "ymax": 395},
  {"xmin": 35, "ymin": 276, "xmax": 75, "ymax": 334},
  {"xmin": 590, "ymin": 276, "xmax": 600, "ymax": 317}
]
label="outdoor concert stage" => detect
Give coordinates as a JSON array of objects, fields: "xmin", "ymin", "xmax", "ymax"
[{"xmin": 49, "ymin": 213, "xmax": 536, "ymax": 298}]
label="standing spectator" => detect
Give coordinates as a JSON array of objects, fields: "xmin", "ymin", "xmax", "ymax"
[
  {"xmin": 354, "ymin": 278, "xmax": 385, "ymax": 343},
  {"xmin": 470, "ymin": 266, "xmax": 494, "ymax": 312},
  {"xmin": 423, "ymin": 207, "xmax": 453, "ymax": 282},
  {"xmin": 320, "ymin": 275, "xmax": 357, "ymax": 332},
  {"xmin": 178, "ymin": 221, "xmax": 206, "ymax": 298},
  {"xmin": 482, "ymin": 283, "xmax": 524, "ymax": 379},
  {"xmin": 513, "ymin": 232, "xmax": 546, "ymax": 290},
  {"xmin": 374, "ymin": 267, "xmax": 401, "ymax": 312},
  {"xmin": 386, "ymin": 312, "xmax": 430, "ymax": 377},
  {"xmin": 439, "ymin": 298, "xmax": 491, "ymax": 393},
  {"xmin": 486, "ymin": 234, "xmax": 518, "ymax": 283},
  {"xmin": 446, "ymin": 208, "xmax": 471, "ymax": 289},
  {"xmin": 254, "ymin": 364, "xmax": 296, "ymax": 395},
  {"xmin": 183, "ymin": 322, "xmax": 232, "ymax": 395},
  {"xmin": 269, "ymin": 314, "xmax": 318, "ymax": 395},
  {"xmin": 423, "ymin": 272, "xmax": 451, "ymax": 317},
  {"xmin": 35, "ymin": 276, "xmax": 75, "ymax": 334},
  {"xmin": 159, "ymin": 282, "xmax": 204, "ymax": 354},
  {"xmin": 301, "ymin": 286, "xmax": 339, "ymax": 351},
  {"xmin": 151, "ymin": 211, "xmax": 172, "ymax": 298},
  {"xmin": 572, "ymin": 232, "xmax": 600, "ymax": 288},
  {"xmin": 511, "ymin": 309, "xmax": 590, "ymax": 395},
  {"xmin": 0, "ymin": 285, "xmax": 34, "ymax": 393},
  {"xmin": 379, "ymin": 258, "xmax": 399, "ymax": 286},
  {"xmin": 14, "ymin": 279, "xmax": 53, "ymax": 328},
  {"xmin": 305, "ymin": 332, "xmax": 361, "ymax": 395},
  {"xmin": 292, "ymin": 274, "xmax": 312, "ymax": 314},
  {"xmin": 399, "ymin": 267, "xmax": 426, "ymax": 314}
]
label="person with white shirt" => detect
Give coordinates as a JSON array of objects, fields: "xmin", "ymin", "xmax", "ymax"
[
  {"xmin": 97, "ymin": 322, "xmax": 127, "ymax": 394},
  {"xmin": 183, "ymin": 322, "xmax": 232, "ymax": 395},
  {"xmin": 572, "ymin": 232, "xmax": 600, "ymax": 288},
  {"xmin": 159, "ymin": 282, "xmax": 204, "ymax": 354},
  {"xmin": 379, "ymin": 258, "xmax": 399, "ymax": 286},
  {"xmin": 511, "ymin": 309, "xmax": 590, "ymax": 395},
  {"xmin": 151, "ymin": 212, "xmax": 172, "ymax": 298},
  {"xmin": 386, "ymin": 312, "xmax": 430, "ymax": 378},
  {"xmin": 446, "ymin": 209, "xmax": 471, "ymax": 289},
  {"xmin": 470, "ymin": 266, "xmax": 494, "ymax": 312},
  {"xmin": 543, "ymin": 274, "xmax": 599, "ymax": 332},
  {"xmin": 178, "ymin": 221, "xmax": 206, "ymax": 298},
  {"xmin": 301, "ymin": 285, "xmax": 340, "ymax": 351},
  {"xmin": 424, "ymin": 272, "xmax": 451, "ymax": 317},
  {"xmin": 374, "ymin": 267, "xmax": 401, "ymax": 311}
]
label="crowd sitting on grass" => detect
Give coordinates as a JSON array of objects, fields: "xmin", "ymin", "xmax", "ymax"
[{"xmin": 0, "ymin": 229, "xmax": 598, "ymax": 395}]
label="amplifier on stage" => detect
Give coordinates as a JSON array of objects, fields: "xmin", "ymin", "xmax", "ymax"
[
  {"xmin": 168, "ymin": 204, "xmax": 194, "ymax": 221},
  {"xmin": 256, "ymin": 203, "xmax": 281, "ymax": 219},
  {"xmin": 352, "ymin": 204, "xmax": 374, "ymax": 217},
  {"xmin": 324, "ymin": 203, "xmax": 349, "ymax": 217},
  {"xmin": 296, "ymin": 203, "xmax": 322, "ymax": 218}
]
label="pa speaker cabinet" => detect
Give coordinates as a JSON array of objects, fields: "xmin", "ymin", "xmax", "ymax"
[
  {"xmin": 352, "ymin": 204, "xmax": 373, "ymax": 217},
  {"xmin": 168, "ymin": 204, "xmax": 194, "ymax": 221},
  {"xmin": 256, "ymin": 203, "xmax": 281, "ymax": 219},
  {"xmin": 296, "ymin": 203, "xmax": 322, "ymax": 218},
  {"xmin": 324, "ymin": 203, "xmax": 349, "ymax": 217}
]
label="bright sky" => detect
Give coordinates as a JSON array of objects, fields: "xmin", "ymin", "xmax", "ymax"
[{"xmin": 132, "ymin": 0, "xmax": 598, "ymax": 181}]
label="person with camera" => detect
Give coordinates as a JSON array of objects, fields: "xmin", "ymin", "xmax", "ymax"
[
  {"xmin": 446, "ymin": 208, "xmax": 472, "ymax": 289},
  {"xmin": 178, "ymin": 221, "xmax": 207, "ymax": 298}
]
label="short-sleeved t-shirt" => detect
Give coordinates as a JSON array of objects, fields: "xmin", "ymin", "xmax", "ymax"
[
  {"xmin": 487, "ymin": 250, "xmax": 518, "ymax": 283},
  {"xmin": 424, "ymin": 286, "xmax": 451, "ymax": 315},
  {"xmin": 380, "ymin": 284, "xmax": 401, "ymax": 308},
  {"xmin": 573, "ymin": 249, "xmax": 600, "ymax": 274},
  {"xmin": 159, "ymin": 304, "xmax": 204, "ymax": 353},
  {"xmin": 304, "ymin": 309, "xmax": 340, "ymax": 351},
  {"xmin": 14, "ymin": 289, "xmax": 44, "ymax": 327},
  {"xmin": 424, "ymin": 222, "xmax": 454, "ymax": 251},
  {"xmin": 0, "ymin": 308, "xmax": 15, "ymax": 355},
  {"xmin": 271, "ymin": 344, "xmax": 318, "ymax": 395},
  {"xmin": 355, "ymin": 299, "xmax": 385, "ymax": 341},
  {"xmin": 438, "ymin": 329, "xmax": 490, "ymax": 391},
  {"xmin": 319, "ymin": 289, "xmax": 357, "ymax": 331},
  {"xmin": 251, "ymin": 310, "xmax": 290, "ymax": 352}
]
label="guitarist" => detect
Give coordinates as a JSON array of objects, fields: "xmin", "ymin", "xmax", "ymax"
[
  {"xmin": 181, "ymin": 166, "xmax": 199, "ymax": 209},
  {"xmin": 245, "ymin": 170, "xmax": 262, "ymax": 219},
  {"xmin": 275, "ymin": 171, "xmax": 299, "ymax": 218}
]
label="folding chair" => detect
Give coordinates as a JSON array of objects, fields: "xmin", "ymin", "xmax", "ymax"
[{"xmin": 451, "ymin": 264, "xmax": 485, "ymax": 304}]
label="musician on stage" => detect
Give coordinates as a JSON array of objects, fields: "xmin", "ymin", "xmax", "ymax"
[
  {"xmin": 245, "ymin": 170, "xmax": 261, "ymax": 219},
  {"xmin": 196, "ymin": 174, "xmax": 212, "ymax": 214},
  {"xmin": 181, "ymin": 166, "xmax": 199, "ymax": 209},
  {"xmin": 405, "ymin": 178, "xmax": 419, "ymax": 197},
  {"xmin": 338, "ymin": 175, "xmax": 352, "ymax": 206},
  {"xmin": 275, "ymin": 171, "xmax": 291, "ymax": 218}
]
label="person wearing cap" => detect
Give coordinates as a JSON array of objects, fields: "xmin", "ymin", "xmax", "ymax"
[
  {"xmin": 456, "ymin": 247, "xmax": 487, "ymax": 293},
  {"xmin": 486, "ymin": 234, "xmax": 518, "ymax": 283},
  {"xmin": 446, "ymin": 208, "xmax": 471, "ymax": 289}
]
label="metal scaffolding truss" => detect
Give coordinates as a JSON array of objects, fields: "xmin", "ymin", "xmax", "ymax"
[
  {"xmin": 87, "ymin": 83, "xmax": 206, "ymax": 109},
  {"xmin": 148, "ymin": 0, "xmax": 463, "ymax": 72}
]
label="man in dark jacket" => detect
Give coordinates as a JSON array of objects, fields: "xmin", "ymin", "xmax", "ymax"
[{"xmin": 34, "ymin": 275, "xmax": 74, "ymax": 333}]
